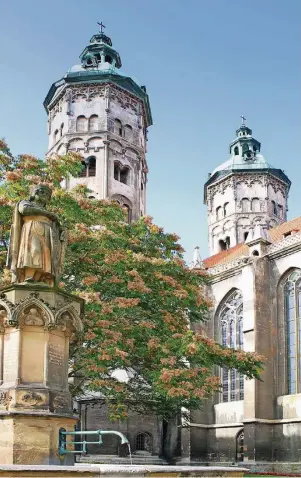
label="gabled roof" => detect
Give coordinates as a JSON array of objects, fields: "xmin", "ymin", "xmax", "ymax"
[{"xmin": 203, "ymin": 216, "xmax": 301, "ymax": 269}]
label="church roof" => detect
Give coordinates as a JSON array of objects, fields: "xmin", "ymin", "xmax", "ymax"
[{"xmin": 203, "ymin": 216, "xmax": 301, "ymax": 269}]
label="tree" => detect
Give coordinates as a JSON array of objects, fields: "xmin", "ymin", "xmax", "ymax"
[{"xmin": 0, "ymin": 140, "xmax": 264, "ymax": 459}]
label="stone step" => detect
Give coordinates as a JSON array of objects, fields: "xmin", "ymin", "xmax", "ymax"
[{"xmin": 77, "ymin": 454, "xmax": 167, "ymax": 465}]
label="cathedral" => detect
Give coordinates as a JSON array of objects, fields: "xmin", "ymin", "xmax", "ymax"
[{"xmin": 44, "ymin": 26, "xmax": 301, "ymax": 468}]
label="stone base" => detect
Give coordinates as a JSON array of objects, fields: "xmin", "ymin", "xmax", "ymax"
[
  {"xmin": 0, "ymin": 413, "xmax": 77, "ymax": 465},
  {"xmin": 0, "ymin": 464, "xmax": 247, "ymax": 477}
]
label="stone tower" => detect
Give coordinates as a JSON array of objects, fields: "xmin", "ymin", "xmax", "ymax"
[
  {"xmin": 204, "ymin": 119, "xmax": 291, "ymax": 255},
  {"xmin": 44, "ymin": 27, "xmax": 152, "ymax": 221}
]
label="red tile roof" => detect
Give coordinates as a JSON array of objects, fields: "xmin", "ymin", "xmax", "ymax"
[{"xmin": 203, "ymin": 216, "xmax": 301, "ymax": 269}]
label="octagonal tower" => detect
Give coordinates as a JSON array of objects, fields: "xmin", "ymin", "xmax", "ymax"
[
  {"xmin": 204, "ymin": 120, "xmax": 291, "ymax": 255},
  {"xmin": 44, "ymin": 28, "xmax": 152, "ymax": 221}
]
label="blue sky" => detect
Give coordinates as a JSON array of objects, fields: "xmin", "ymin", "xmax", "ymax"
[{"xmin": 0, "ymin": 0, "xmax": 300, "ymax": 261}]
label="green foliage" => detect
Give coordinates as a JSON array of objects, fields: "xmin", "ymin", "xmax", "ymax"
[{"xmin": 0, "ymin": 139, "xmax": 264, "ymax": 421}]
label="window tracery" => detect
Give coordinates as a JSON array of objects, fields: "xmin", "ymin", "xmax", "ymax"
[
  {"xmin": 219, "ymin": 290, "xmax": 244, "ymax": 402},
  {"xmin": 284, "ymin": 270, "xmax": 301, "ymax": 394}
]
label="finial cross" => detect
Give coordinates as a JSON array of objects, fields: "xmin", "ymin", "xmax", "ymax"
[
  {"xmin": 97, "ymin": 21, "xmax": 106, "ymax": 33},
  {"xmin": 240, "ymin": 114, "xmax": 246, "ymax": 125}
]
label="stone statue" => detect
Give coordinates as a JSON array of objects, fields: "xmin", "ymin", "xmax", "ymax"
[{"xmin": 6, "ymin": 184, "xmax": 67, "ymax": 286}]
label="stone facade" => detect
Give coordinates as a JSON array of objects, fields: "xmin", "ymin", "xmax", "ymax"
[
  {"xmin": 44, "ymin": 30, "xmax": 152, "ymax": 222},
  {"xmin": 190, "ymin": 231, "xmax": 301, "ymax": 463},
  {"xmin": 191, "ymin": 120, "xmax": 301, "ymax": 465},
  {"xmin": 77, "ymin": 399, "xmax": 162, "ymax": 457}
]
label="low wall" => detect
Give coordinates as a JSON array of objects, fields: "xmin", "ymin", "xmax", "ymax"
[{"xmin": 0, "ymin": 464, "xmax": 247, "ymax": 477}]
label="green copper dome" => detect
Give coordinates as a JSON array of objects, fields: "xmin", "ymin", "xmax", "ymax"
[
  {"xmin": 204, "ymin": 120, "xmax": 291, "ymax": 202},
  {"xmin": 43, "ymin": 26, "xmax": 153, "ymax": 127}
]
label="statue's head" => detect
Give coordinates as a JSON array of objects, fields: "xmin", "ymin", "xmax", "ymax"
[{"xmin": 30, "ymin": 184, "xmax": 52, "ymax": 206}]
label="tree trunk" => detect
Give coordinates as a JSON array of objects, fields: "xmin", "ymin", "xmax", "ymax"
[{"xmin": 162, "ymin": 415, "xmax": 180, "ymax": 463}]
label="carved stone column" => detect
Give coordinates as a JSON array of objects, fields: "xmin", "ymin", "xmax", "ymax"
[{"xmin": 0, "ymin": 284, "xmax": 84, "ymax": 465}]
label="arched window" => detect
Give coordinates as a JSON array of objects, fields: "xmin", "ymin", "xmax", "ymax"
[
  {"xmin": 243, "ymin": 231, "xmax": 249, "ymax": 241},
  {"xmin": 114, "ymin": 162, "xmax": 130, "ymax": 185},
  {"xmin": 219, "ymin": 290, "xmax": 244, "ymax": 402},
  {"xmin": 120, "ymin": 167, "xmax": 130, "ymax": 185},
  {"xmin": 135, "ymin": 432, "xmax": 152, "ymax": 453},
  {"xmin": 284, "ymin": 270, "xmax": 301, "ymax": 394},
  {"xmin": 251, "ymin": 198, "xmax": 260, "ymax": 212},
  {"xmin": 216, "ymin": 206, "xmax": 222, "ymax": 220},
  {"xmin": 224, "ymin": 202, "xmax": 229, "ymax": 216},
  {"xmin": 76, "ymin": 116, "xmax": 87, "ymax": 132},
  {"xmin": 105, "ymin": 55, "xmax": 112, "ymax": 64},
  {"xmin": 234, "ymin": 146, "xmax": 239, "ymax": 156},
  {"xmin": 54, "ymin": 129, "xmax": 59, "ymax": 143},
  {"xmin": 241, "ymin": 198, "xmax": 250, "ymax": 213},
  {"xmin": 123, "ymin": 204, "xmax": 131, "ymax": 223},
  {"xmin": 60, "ymin": 123, "xmax": 64, "ymax": 137},
  {"xmin": 79, "ymin": 157, "xmax": 96, "ymax": 178},
  {"xmin": 89, "ymin": 115, "xmax": 99, "ymax": 131},
  {"xmin": 79, "ymin": 161, "xmax": 87, "ymax": 178},
  {"xmin": 124, "ymin": 124, "xmax": 133, "ymax": 141},
  {"xmin": 114, "ymin": 119, "xmax": 122, "ymax": 136},
  {"xmin": 236, "ymin": 430, "xmax": 244, "ymax": 462},
  {"xmin": 271, "ymin": 200, "xmax": 277, "ymax": 215},
  {"xmin": 219, "ymin": 237, "xmax": 230, "ymax": 251},
  {"xmin": 87, "ymin": 156, "xmax": 96, "ymax": 177}
]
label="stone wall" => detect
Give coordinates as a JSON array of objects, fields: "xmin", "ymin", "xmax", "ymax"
[{"xmin": 78, "ymin": 400, "xmax": 162, "ymax": 456}]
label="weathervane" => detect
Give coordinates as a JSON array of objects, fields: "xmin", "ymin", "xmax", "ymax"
[
  {"xmin": 97, "ymin": 21, "xmax": 106, "ymax": 33},
  {"xmin": 240, "ymin": 114, "xmax": 246, "ymax": 126}
]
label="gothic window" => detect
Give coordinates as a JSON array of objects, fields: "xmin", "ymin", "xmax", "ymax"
[
  {"xmin": 60, "ymin": 123, "xmax": 64, "ymax": 137},
  {"xmin": 224, "ymin": 202, "xmax": 229, "ymax": 216},
  {"xmin": 135, "ymin": 432, "xmax": 152, "ymax": 452},
  {"xmin": 54, "ymin": 129, "xmax": 59, "ymax": 143},
  {"xmin": 89, "ymin": 115, "xmax": 99, "ymax": 131},
  {"xmin": 241, "ymin": 198, "xmax": 250, "ymax": 213},
  {"xmin": 271, "ymin": 200, "xmax": 277, "ymax": 215},
  {"xmin": 219, "ymin": 290, "xmax": 244, "ymax": 402},
  {"xmin": 124, "ymin": 124, "xmax": 133, "ymax": 141},
  {"xmin": 216, "ymin": 206, "xmax": 222, "ymax": 220},
  {"xmin": 284, "ymin": 270, "xmax": 301, "ymax": 394},
  {"xmin": 251, "ymin": 198, "xmax": 260, "ymax": 212},
  {"xmin": 76, "ymin": 116, "xmax": 87, "ymax": 132},
  {"xmin": 114, "ymin": 119, "xmax": 123, "ymax": 136},
  {"xmin": 234, "ymin": 146, "xmax": 239, "ymax": 156}
]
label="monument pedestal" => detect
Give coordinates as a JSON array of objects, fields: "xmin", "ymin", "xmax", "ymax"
[{"xmin": 0, "ymin": 285, "xmax": 83, "ymax": 465}]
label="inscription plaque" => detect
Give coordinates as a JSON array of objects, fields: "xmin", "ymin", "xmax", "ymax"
[{"xmin": 48, "ymin": 338, "xmax": 65, "ymax": 387}]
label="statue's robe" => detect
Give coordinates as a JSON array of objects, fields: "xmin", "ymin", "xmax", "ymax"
[{"xmin": 7, "ymin": 200, "xmax": 63, "ymax": 283}]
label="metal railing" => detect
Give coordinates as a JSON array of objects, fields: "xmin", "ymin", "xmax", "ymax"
[{"xmin": 58, "ymin": 428, "xmax": 129, "ymax": 455}]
